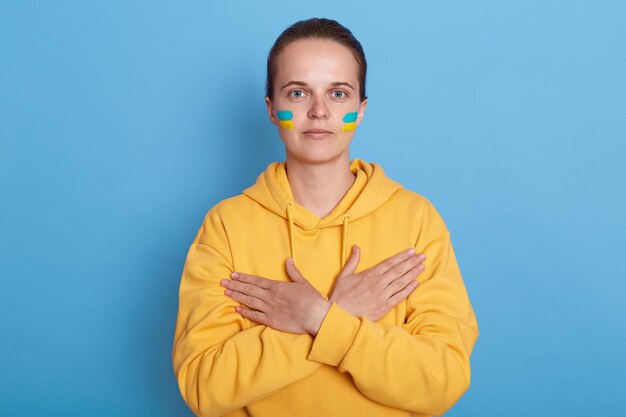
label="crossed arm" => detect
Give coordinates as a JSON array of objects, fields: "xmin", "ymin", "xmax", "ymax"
[{"xmin": 220, "ymin": 245, "xmax": 425, "ymax": 336}]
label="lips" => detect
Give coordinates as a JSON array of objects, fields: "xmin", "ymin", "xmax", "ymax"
[
  {"xmin": 302, "ymin": 128, "xmax": 333, "ymax": 139},
  {"xmin": 304, "ymin": 128, "xmax": 332, "ymax": 134}
]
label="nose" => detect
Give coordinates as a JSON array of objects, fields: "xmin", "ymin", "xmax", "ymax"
[{"xmin": 307, "ymin": 95, "xmax": 329, "ymax": 120}]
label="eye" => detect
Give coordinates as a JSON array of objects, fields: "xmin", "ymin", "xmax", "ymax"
[
  {"xmin": 289, "ymin": 90, "xmax": 306, "ymax": 99},
  {"xmin": 332, "ymin": 90, "xmax": 347, "ymax": 99}
]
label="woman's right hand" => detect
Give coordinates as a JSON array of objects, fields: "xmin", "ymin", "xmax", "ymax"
[{"xmin": 328, "ymin": 246, "xmax": 425, "ymax": 322}]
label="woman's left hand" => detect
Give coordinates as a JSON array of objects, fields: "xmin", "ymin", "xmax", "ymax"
[{"xmin": 220, "ymin": 259, "xmax": 331, "ymax": 336}]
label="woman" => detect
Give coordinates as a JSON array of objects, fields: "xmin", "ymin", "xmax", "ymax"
[{"xmin": 172, "ymin": 18, "xmax": 479, "ymax": 417}]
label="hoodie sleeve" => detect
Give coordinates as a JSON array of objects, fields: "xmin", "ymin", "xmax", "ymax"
[
  {"xmin": 307, "ymin": 201, "xmax": 479, "ymax": 416},
  {"xmin": 172, "ymin": 207, "xmax": 321, "ymax": 417}
]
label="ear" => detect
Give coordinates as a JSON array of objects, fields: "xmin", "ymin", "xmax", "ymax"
[
  {"xmin": 265, "ymin": 96, "xmax": 277, "ymax": 125},
  {"xmin": 356, "ymin": 97, "xmax": 368, "ymax": 126}
]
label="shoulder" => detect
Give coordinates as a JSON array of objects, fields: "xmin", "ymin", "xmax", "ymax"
[
  {"xmin": 208, "ymin": 194, "xmax": 255, "ymax": 217},
  {"xmin": 390, "ymin": 188, "xmax": 434, "ymax": 208},
  {"xmin": 389, "ymin": 189, "xmax": 442, "ymax": 217},
  {"xmin": 193, "ymin": 194, "xmax": 253, "ymax": 244},
  {"xmin": 387, "ymin": 189, "xmax": 449, "ymax": 236},
  {"xmin": 201, "ymin": 193, "xmax": 259, "ymax": 226}
]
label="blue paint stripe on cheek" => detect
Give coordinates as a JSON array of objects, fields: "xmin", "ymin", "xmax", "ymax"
[
  {"xmin": 343, "ymin": 112, "xmax": 358, "ymax": 123},
  {"xmin": 277, "ymin": 110, "xmax": 293, "ymax": 121}
]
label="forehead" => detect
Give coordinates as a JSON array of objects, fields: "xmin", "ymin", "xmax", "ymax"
[{"xmin": 276, "ymin": 38, "xmax": 359, "ymax": 85}]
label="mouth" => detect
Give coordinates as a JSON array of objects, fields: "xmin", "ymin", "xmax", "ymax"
[{"xmin": 302, "ymin": 128, "xmax": 334, "ymax": 139}]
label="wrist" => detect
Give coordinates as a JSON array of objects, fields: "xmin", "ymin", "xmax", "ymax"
[{"xmin": 308, "ymin": 298, "xmax": 332, "ymax": 336}]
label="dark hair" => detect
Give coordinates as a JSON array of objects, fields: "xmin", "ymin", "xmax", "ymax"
[{"xmin": 266, "ymin": 18, "xmax": 367, "ymax": 102}]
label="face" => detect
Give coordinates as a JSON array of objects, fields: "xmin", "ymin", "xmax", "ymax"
[{"xmin": 265, "ymin": 38, "xmax": 367, "ymax": 164}]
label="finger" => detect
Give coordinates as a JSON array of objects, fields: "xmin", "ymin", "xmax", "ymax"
[
  {"xmin": 372, "ymin": 248, "xmax": 421, "ymax": 275},
  {"xmin": 285, "ymin": 258, "xmax": 307, "ymax": 283},
  {"xmin": 381, "ymin": 253, "xmax": 426, "ymax": 286},
  {"xmin": 386, "ymin": 279, "xmax": 420, "ymax": 307},
  {"xmin": 222, "ymin": 279, "xmax": 269, "ymax": 300},
  {"xmin": 226, "ymin": 289, "xmax": 266, "ymax": 311},
  {"xmin": 383, "ymin": 262, "xmax": 425, "ymax": 297},
  {"xmin": 231, "ymin": 272, "xmax": 273, "ymax": 290},
  {"xmin": 337, "ymin": 245, "xmax": 361, "ymax": 279},
  {"xmin": 236, "ymin": 306, "xmax": 268, "ymax": 325}
]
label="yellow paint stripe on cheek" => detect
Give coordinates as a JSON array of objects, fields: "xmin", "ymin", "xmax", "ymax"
[
  {"xmin": 279, "ymin": 120, "xmax": 294, "ymax": 130},
  {"xmin": 341, "ymin": 122, "xmax": 357, "ymax": 132}
]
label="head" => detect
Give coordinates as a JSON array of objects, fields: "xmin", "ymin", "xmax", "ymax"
[
  {"xmin": 266, "ymin": 18, "xmax": 367, "ymax": 102},
  {"xmin": 265, "ymin": 18, "xmax": 368, "ymax": 164}
]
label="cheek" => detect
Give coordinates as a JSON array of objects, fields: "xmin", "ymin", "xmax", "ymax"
[
  {"xmin": 277, "ymin": 110, "xmax": 294, "ymax": 130},
  {"xmin": 341, "ymin": 111, "xmax": 358, "ymax": 132}
]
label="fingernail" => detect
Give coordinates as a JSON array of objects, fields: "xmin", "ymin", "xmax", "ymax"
[
  {"xmin": 417, "ymin": 254, "xmax": 425, "ymax": 262},
  {"xmin": 220, "ymin": 279, "xmax": 228, "ymax": 287},
  {"xmin": 408, "ymin": 248, "xmax": 416, "ymax": 254},
  {"xmin": 230, "ymin": 272, "xmax": 239, "ymax": 279},
  {"xmin": 224, "ymin": 289, "xmax": 232, "ymax": 296}
]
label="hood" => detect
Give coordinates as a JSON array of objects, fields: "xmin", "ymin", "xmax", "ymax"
[{"xmin": 242, "ymin": 158, "xmax": 403, "ymax": 267}]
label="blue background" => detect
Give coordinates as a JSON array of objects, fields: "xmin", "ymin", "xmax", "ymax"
[{"xmin": 2, "ymin": 1, "xmax": 625, "ymax": 415}]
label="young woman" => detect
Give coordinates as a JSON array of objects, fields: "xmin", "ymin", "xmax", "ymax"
[{"xmin": 172, "ymin": 18, "xmax": 479, "ymax": 417}]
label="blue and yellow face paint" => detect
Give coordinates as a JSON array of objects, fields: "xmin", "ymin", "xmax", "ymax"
[
  {"xmin": 277, "ymin": 110, "xmax": 294, "ymax": 130},
  {"xmin": 341, "ymin": 112, "xmax": 358, "ymax": 131}
]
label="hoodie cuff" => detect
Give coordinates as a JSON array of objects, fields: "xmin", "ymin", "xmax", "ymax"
[{"xmin": 308, "ymin": 303, "xmax": 361, "ymax": 366}]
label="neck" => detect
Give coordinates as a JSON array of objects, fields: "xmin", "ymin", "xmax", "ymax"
[{"xmin": 285, "ymin": 154, "xmax": 356, "ymax": 219}]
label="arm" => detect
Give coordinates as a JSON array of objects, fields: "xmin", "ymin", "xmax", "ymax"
[
  {"xmin": 307, "ymin": 213, "xmax": 479, "ymax": 415},
  {"xmin": 172, "ymin": 210, "xmax": 322, "ymax": 417}
]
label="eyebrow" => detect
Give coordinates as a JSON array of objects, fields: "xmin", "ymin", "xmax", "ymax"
[{"xmin": 280, "ymin": 81, "xmax": 355, "ymax": 90}]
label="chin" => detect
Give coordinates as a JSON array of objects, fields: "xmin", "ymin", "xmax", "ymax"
[{"xmin": 286, "ymin": 148, "xmax": 350, "ymax": 165}]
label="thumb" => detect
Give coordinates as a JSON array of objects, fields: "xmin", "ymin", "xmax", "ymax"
[
  {"xmin": 285, "ymin": 258, "xmax": 307, "ymax": 283},
  {"xmin": 338, "ymin": 245, "xmax": 361, "ymax": 279}
]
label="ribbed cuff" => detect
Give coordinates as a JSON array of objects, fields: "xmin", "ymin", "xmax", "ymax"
[{"xmin": 307, "ymin": 303, "xmax": 361, "ymax": 366}]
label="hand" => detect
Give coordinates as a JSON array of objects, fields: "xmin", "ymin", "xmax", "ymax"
[
  {"xmin": 220, "ymin": 259, "xmax": 331, "ymax": 336},
  {"xmin": 328, "ymin": 246, "xmax": 425, "ymax": 321}
]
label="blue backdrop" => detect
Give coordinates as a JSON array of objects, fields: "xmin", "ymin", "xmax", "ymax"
[{"xmin": 2, "ymin": 1, "xmax": 625, "ymax": 415}]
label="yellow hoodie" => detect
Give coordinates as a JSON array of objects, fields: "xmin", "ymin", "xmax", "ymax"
[{"xmin": 172, "ymin": 158, "xmax": 479, "ymax": 417}]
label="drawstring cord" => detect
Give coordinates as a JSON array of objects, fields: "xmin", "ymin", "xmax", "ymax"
[
  {"xmin": 341, "ymin": 215, "xmax": 350, "ymax": 268},
  {"xmin": 286, "ymin": 201, "xmax": 296, "ymax": 265}
]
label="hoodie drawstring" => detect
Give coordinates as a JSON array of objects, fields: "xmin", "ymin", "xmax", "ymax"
[
  {"xmin": 286, "ymin": 202, "xmax": 296, "ymax": 265},
  {"xmin": 285, "ymin": 202, "xmax": 351, "ymax": 269},
  {"xmin": 341, "ymin": 215, "xmax": 350, "ymax": 268}
]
